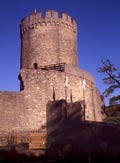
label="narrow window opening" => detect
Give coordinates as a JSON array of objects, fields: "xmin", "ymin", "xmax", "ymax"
[
  {"xmin": 34, "ymin": 63, "xmax": 38, "ymax": 69},
  {"xmin": 53, "ymin": 86, "xmax": 55, "ymax": 101}
]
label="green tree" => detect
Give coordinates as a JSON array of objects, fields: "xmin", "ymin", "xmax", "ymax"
[
  {"xmin": 104, "ymin": 104, "xmax": 120, "ymax": 123},
  {"xmin": 109, "ymin": 95, "xmax": 120, "ymax": 105}
]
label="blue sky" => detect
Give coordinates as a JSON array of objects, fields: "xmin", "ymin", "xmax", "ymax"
[{"xmin": 0, "ymin": 0, "xmax": 120, "ymax": 104}]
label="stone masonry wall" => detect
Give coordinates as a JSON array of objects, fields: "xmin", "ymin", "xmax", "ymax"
[
  {"xmin": 0, "ymin": 67, "xmax": 103, "ymax": 146},
  {"xmin": 0, "ymin": 92, "xmax": 25, "ymax": 135},
  {"xmin": 20, "ymin": 65, "xmax": 103, "ymax": 122}
]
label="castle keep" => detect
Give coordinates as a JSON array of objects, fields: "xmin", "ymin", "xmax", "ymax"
[{"xmin": 0, "ymin": 11, "xmax": 104, "ymax": 145}]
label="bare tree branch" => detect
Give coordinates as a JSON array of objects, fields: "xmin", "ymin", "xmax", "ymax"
[{"xmin": 98, "ymin": 59, "xmax": 120, "ymax": 98}]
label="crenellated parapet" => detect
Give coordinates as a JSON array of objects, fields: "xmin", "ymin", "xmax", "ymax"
[{"xmin": 20, "ymin": 10, "xmax": 77, "ymax": 34}]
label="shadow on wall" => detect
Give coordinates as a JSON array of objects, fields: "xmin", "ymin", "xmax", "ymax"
[
  {"xmin": 46, "ymin": 100, "xmax": 84, "ymax": 138},
  {"xmin": 46, "ymin": 99, "xmax": 84, "ymax": 156},
  {"xmin": 46, "ymin": 100, "xmax": 120, "ymax": 159}
]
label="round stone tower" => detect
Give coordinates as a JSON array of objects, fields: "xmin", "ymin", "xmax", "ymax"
[
  {"xmin": 19, "ymin": 10, "xmax": 104, "ymax": 131},
  {"xmin": 20, "ymin": 10, "xmax": 78, "ymax": 69}
]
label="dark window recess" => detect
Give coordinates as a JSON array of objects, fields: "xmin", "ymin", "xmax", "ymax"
[
  {"xmin": 34, "ymin": 63, "xmax": 38, "ymax": 69},
  {"xmin": 18, "ymin": 74, "xmax": 24, "ymax": 91},
  {"xmin": 20, "ymin": 80, "xmax": 24, "ymax": 91}
]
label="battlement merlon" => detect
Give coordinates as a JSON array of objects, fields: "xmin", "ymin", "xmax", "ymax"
[{"xmin": 20, "ymin": 10, "xmax": 77, "ymax": 34}]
